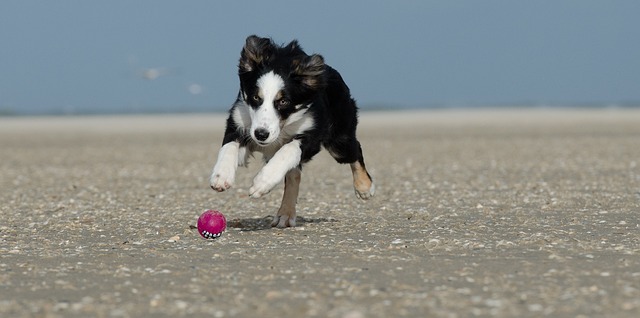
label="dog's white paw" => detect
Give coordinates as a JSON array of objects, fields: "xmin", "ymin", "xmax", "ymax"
[
  {"xmin": 210, "ymin": 167, "xmax": 235, "ymax": 192},
  {"xmin": 210, "ymin": 142, "xmax": 239, "ymax": 192},
  {"xmin": 249, "ymin": 170, "xmax": 279, "ymax": 198},
  {"xmin": 355, "ymin": 182, "xmax": 375, "ymax": 200}
]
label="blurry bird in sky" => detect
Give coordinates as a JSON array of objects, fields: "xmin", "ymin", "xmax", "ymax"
[{"xmin": 136, "ymin": 67, "xmax": 178, "ymax": 80}]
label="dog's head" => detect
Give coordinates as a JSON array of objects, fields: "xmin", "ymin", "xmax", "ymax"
[{"xmin": 236, "ymin": 35, "xmax": 326, "ymax": 146}]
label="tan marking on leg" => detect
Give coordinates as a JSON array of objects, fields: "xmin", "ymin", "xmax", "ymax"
[
  {"xmin": 272, "ymin": 168, "xmax": 301, "ymax": 228},
  {"xmin": 350, "ymin": 161, "xmax": 375, "ymax": 200}
]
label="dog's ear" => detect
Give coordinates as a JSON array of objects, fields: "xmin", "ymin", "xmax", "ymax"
[
  {"xmin": 285, "ymin": 40, "xmax": 300, "ymax": 53},
  {"xmin": 239, "ymin": 35, "xmax": 274, "ymax": 73},
  {"xmin": 293, "ymin": 54, "xmax": 326, "ymax": 89}
]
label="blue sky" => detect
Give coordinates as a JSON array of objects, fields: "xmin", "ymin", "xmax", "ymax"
[{"xmin": 1, "ymin": 1, "xmax": 639, "ymax": 114}]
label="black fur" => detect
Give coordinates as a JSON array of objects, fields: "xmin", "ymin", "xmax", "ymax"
[
  {"xmin": 224, "ymin": 35, "xmax": 367, "ymax": 169},
  {"xmin": 212, "ymin": 35, "xmax": 374, "ymax": 227}
]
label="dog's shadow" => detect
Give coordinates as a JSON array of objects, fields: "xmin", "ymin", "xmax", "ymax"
[{"xmin": 226, "ymin": 216, "xmax": 338, "ymax": 231}]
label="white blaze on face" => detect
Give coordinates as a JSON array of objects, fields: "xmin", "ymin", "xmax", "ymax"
[{"xmin": 250, "ymin": 71, "xmax": 285, "ymax": 145}]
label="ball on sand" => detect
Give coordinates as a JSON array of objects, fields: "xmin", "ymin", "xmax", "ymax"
[{"xmin": 197, "ymin": 210, "xmax": 226, "ymax": 239}]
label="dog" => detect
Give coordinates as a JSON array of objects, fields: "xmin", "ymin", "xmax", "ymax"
[{"xmin": 209, "ymin": 35, "xmax": 375, "ymax": 228}]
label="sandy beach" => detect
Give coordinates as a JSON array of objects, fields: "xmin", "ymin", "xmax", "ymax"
[{"xmin": 1, "ymin": 108, "xmax": 640, "ymax": 317}]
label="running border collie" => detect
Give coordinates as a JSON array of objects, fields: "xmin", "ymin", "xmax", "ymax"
[{"xmin": 210, "ymin": 35, "xmax": 375, "ymax": 228}]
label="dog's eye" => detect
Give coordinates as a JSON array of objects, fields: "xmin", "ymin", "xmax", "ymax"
[
  {"xmin": 277, "ymin": 99, "xmax": 290, "ymax": 108},
  {"xmin": 251, "ymin": 94, "xmax": 262, "ymax": 103}
]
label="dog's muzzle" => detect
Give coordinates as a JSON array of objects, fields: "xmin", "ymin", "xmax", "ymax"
[{"xmin": 253, "ymin": 128, "xmax": 270, "ymax": 143}]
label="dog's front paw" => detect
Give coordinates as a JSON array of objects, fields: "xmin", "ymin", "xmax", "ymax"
[
  {"xmin": 210, "ymin": 167, "xmax": 235, "ymax": 192},
  {"xmin": 272, "ymin": 204, "xmax": 297, "ymax": 228},
  {"xmin": 249, "ymin": 171, "xmax": 279, "ymax": 198},
  {"xmin": 271, "ymin": 214, "xmax": 296, "ymax": 228}
]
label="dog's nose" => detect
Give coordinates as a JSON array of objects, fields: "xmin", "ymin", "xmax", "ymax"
[{"xmin": 254, "ymin": 128, "xmax": 270, "ymax": 142}]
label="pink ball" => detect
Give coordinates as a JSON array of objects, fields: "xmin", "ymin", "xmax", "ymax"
[{"xmin": 197, "ymin": 210, "xmax": 227, "ymax": 239}]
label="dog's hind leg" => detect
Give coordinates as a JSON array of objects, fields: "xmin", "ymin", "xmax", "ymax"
[
  {"xmin": 272, "ymin": 168, "xmax": 301, "ymax": 228},
  {"xmin": 350, "ymin": 156, "xmax": 375, "ymax": 200},
  {"xmin": 325, "ymin": 137, "xmax": 375, "ymax": 200}
]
